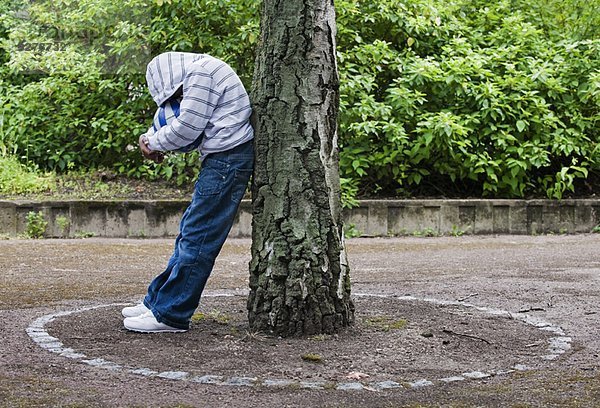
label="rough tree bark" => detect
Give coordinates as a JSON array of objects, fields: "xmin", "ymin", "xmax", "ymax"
[{"xmin": 248, "ymin": 0, "xmax": 355, "ymax": 337}]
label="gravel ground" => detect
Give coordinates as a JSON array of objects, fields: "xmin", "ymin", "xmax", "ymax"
[{"xmin": 1, "ymin": 234, "xmax": 599, "ymax": 407}]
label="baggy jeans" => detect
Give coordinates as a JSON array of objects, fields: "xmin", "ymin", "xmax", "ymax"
[{"xmin": 143, "ymin": 140, "xmax": 254, "ymax": 329}]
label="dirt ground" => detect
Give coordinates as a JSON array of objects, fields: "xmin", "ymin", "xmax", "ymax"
[{"xmin": 1, "ymin": 234, "xmax": 599, "ymax": 407}]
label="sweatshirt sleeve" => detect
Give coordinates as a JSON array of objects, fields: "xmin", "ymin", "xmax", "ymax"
[{"xmin": 146, "ymin": 67, "xmax": 221, "ymax": 152}]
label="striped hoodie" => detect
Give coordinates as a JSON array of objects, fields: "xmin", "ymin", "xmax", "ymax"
[{"xmin": 143, "ymin": 52, "xmax": 253, "ymax": 157}]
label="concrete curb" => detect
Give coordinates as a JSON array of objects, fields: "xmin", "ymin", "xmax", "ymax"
[{"xmin": 1, "ymin": 199, "xmax": 599, "ymax": 238}]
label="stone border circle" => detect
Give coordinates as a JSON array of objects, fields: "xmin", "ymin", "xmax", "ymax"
[{"xmin": 26, "ymin": 293, "xmax": 572, "ymax": 392}]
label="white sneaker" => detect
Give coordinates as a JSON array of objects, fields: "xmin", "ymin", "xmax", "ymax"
[
  {"xmin": 121, "ymin": 303, "xmax": 150, "ymax": 318},
  {"xmin": 123, "ymin": 311, "xmax": 188, "ymax": 333}
]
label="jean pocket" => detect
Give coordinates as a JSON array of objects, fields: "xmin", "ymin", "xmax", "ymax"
[
  {"xmin": 230, "ymin": 168, "xmax": 252, "ymax": 203},
  {"xmin": 195, "ymin": 161, "xmax": 228, "ymax": 196}
]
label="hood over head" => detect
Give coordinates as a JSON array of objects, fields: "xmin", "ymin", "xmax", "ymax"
[{"xmin": 146, "ymin": 52, "xmax": 204, "ymax": 106}]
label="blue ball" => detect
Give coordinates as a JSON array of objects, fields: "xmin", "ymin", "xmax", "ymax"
[{"xmin": 152, "ymin": 98, "xmax": 202, "ymax": 153}]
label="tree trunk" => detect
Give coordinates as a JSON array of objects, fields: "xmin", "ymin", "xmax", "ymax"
[{"xmin": 248, "ymin": 0, "xmax": 354, "ymax": 337}]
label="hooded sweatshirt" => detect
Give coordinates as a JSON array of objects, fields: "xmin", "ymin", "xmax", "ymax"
[{"xmin": 143, "ymin": 52, "xmax": 253, "ymax": 157}]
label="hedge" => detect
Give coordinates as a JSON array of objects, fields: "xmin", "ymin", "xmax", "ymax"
[{"xmin": 0, "ymin": 0, "xmax": 598, "ymax": 203}]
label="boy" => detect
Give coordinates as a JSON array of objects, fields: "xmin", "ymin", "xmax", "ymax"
[{"xmin": 123, "ymin": 52, "xmax": 254, "ymax": 333}]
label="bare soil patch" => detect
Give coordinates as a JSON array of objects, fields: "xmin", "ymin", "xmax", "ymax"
[{"xmin": 46, "ymin": 295, "xmax": 554, "ymax": 387}]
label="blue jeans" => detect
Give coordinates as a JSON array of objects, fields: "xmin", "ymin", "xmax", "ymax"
[{"xmin": 143, "ymin": 140, "xmax": 254, "ymax": 329}]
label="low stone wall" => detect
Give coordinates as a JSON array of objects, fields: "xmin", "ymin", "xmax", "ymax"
[
  {"xmin": 0, "ymin": 199, "xmax": 598, "ymax": 238},
  {"xmin": 346, "ymin": 199, "xmax": 600, "ymax": 236}
]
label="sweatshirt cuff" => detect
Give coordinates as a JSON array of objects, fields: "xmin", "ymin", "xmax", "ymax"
[{"xmin": 144, "ymin": 129, "xmax": 163, "ymax": 152}]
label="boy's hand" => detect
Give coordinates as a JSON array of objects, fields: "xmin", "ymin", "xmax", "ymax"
[{"xmin": 139, "ymin": 135, "xmax": 165, "ymax": 164}]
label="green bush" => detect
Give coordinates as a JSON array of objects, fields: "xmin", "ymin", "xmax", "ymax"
[
  {"xmin": 337, "ymin": 0, "xmax": 599, "ymax": 200},
  {"xmin": 0, "ymin": 0, "xmax": 598, "ymax": 201},
  {"xmin": 25, "ymin": 210, "xmax": 48, "ymax": 239},
  {"xmin": 150, "ymin": 0, "xmax": 259, "ymax": 87},
  {"xmin": 0, "ymin": 0, "xmax": 258, "ymax": 185},
  {"xmin": 0, "ymin": 0, "xmax": 151, "ymax": 173}
]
